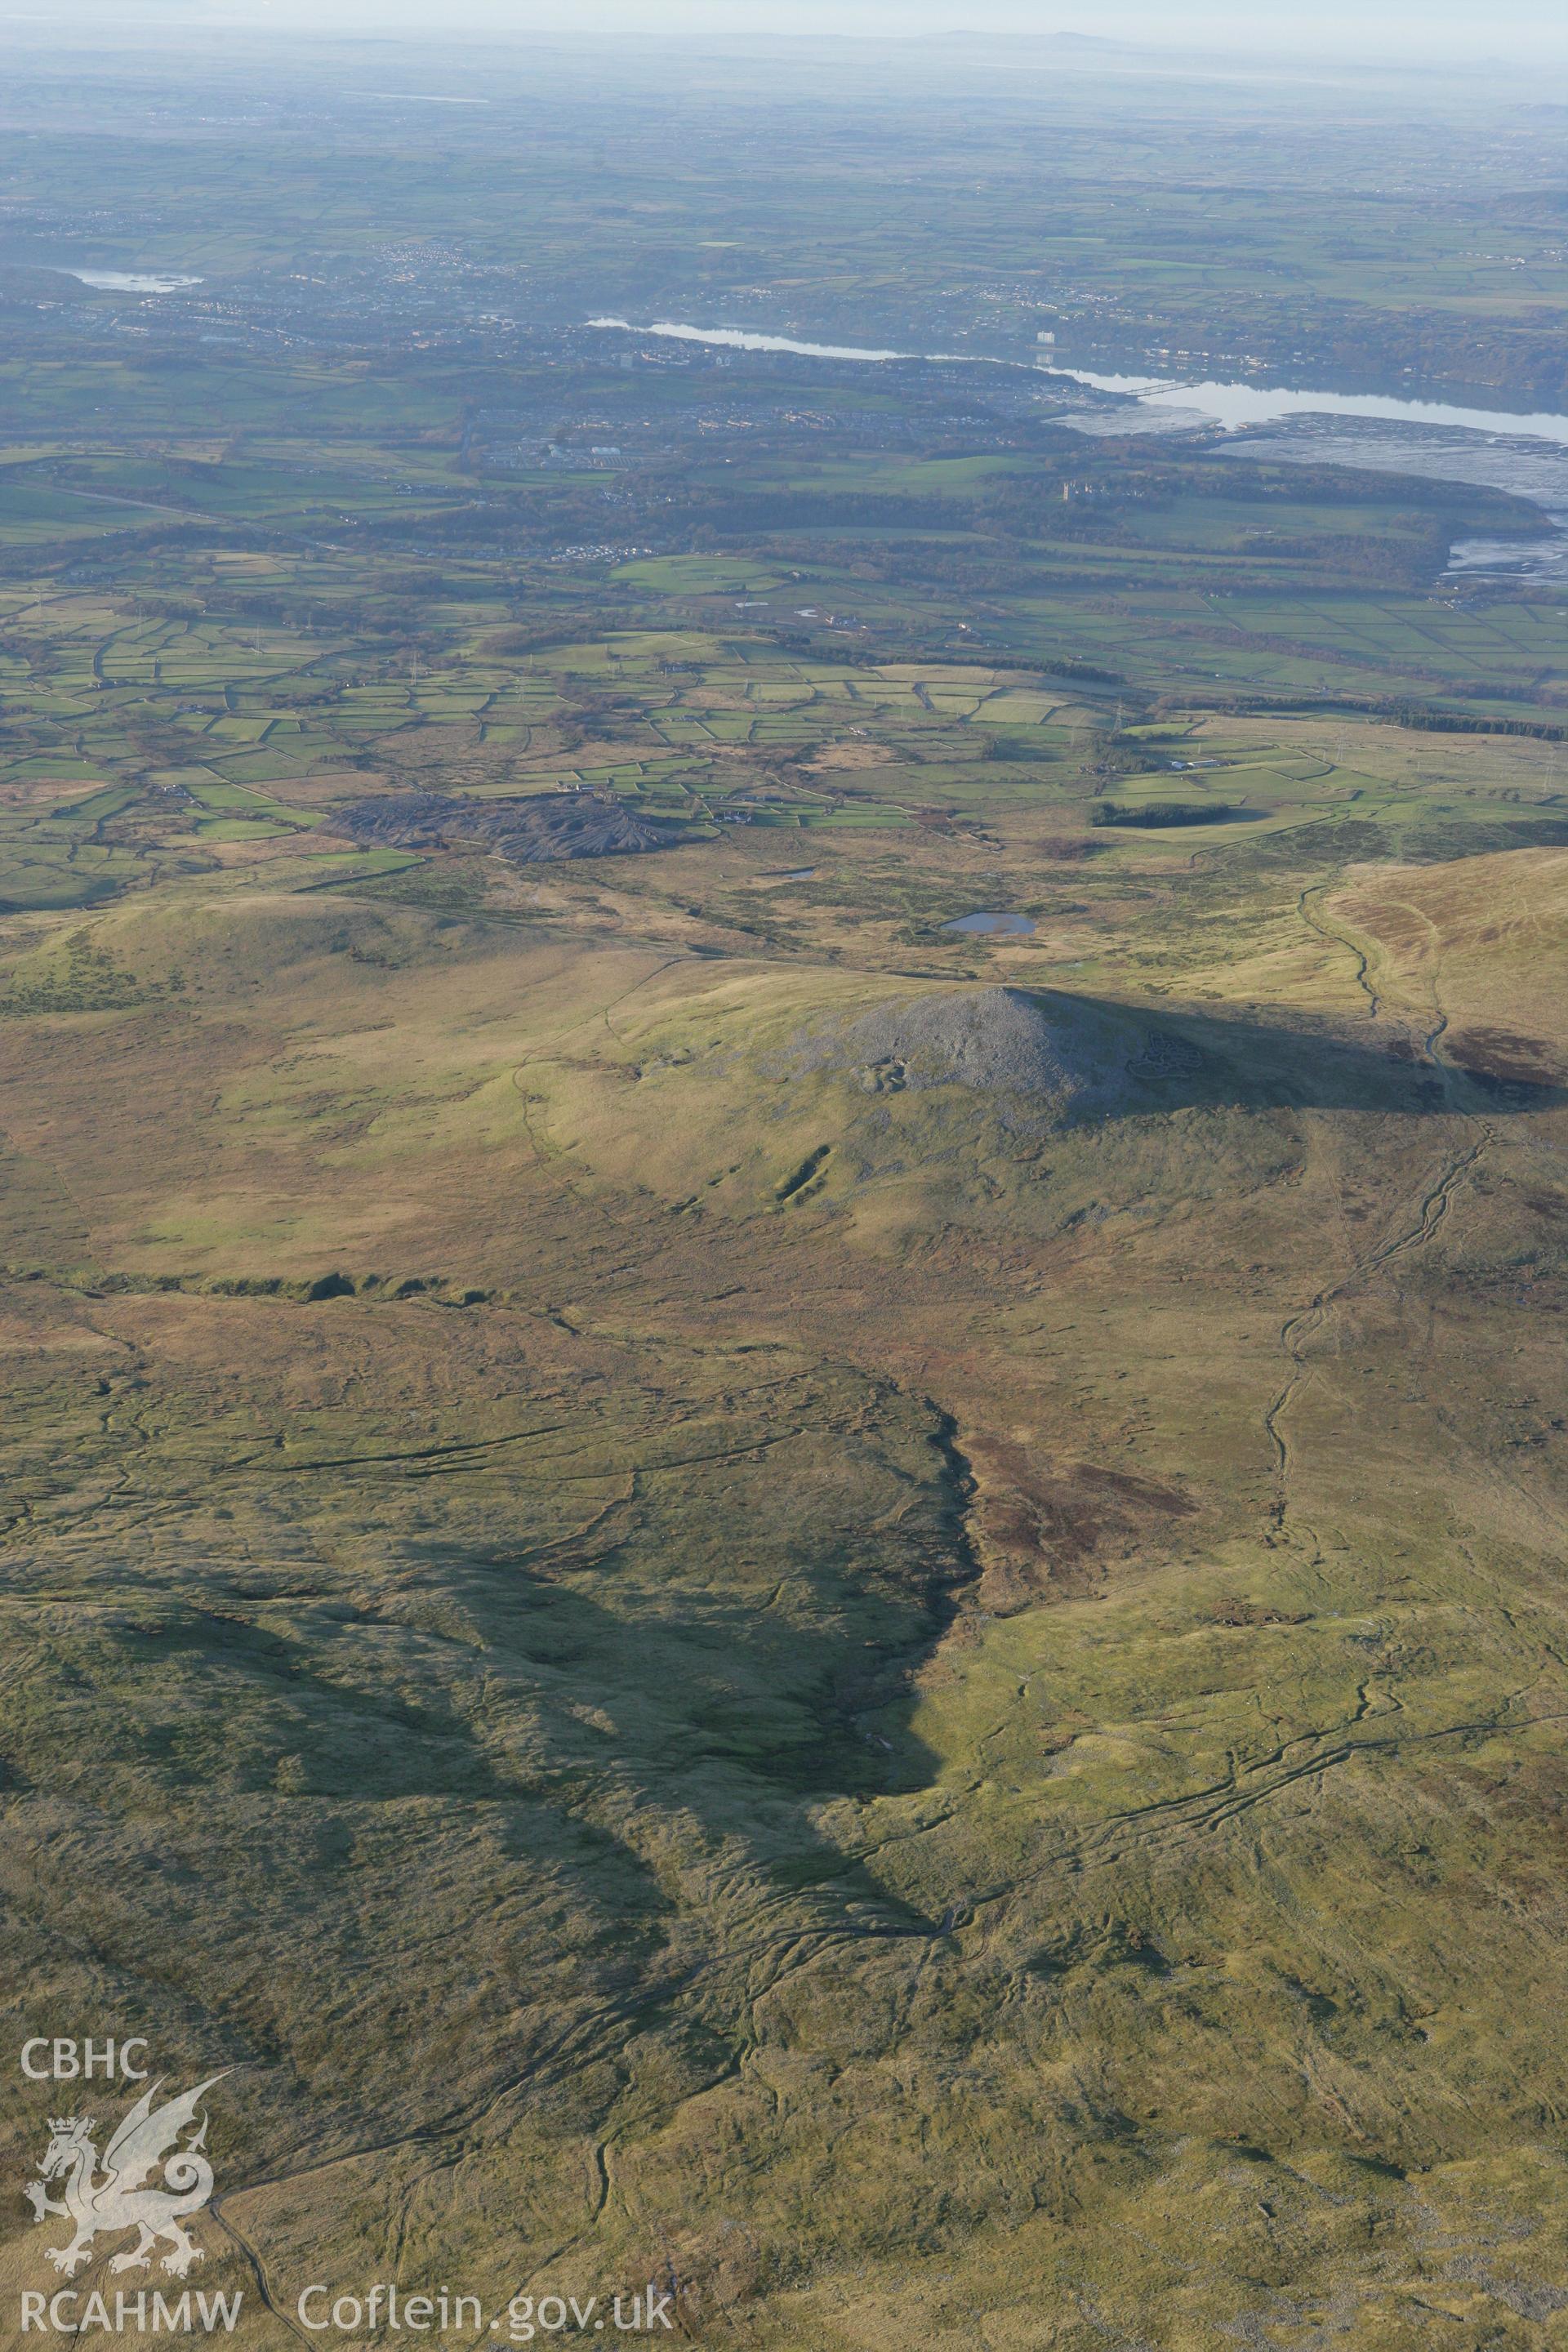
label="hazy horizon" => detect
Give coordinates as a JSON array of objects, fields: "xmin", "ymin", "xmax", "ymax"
[{"xmin": 12, "ymin": 0, "xmax": 1568, "ymax": 68}]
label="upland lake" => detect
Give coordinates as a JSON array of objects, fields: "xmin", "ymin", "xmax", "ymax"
[{"xmin": 942, "ymin": 911, "xmax": 1037, "ymax": 937}]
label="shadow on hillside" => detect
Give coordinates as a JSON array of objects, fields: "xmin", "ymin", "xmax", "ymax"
[{"xmin": 1112, "ymin": 998, "xmax": 1566, "ymax": 1120}]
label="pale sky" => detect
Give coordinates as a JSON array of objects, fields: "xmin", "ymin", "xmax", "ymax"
[
  {"xmin": 24, "ymin": 0, "xmax": 1568, "ymax": 65},
  {"xmin": 580, "ymin": 0, "xmax": 1565, "ymax": 49}
]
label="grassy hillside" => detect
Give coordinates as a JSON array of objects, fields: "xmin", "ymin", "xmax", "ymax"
[{"xmin": 2, "ymin": 812, "xmax": 1565, "ymax": 2347}]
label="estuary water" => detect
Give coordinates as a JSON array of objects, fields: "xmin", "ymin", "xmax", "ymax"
[
  {"xmin": 588, "ymin": 318, "xmax": 1568, "ymax": 446},
  {"xmin": 587, "ymin": 318, "xmax": 1568, "ymax": 580},
  {"xmin": 1048, "ymin": 367, "xmax": 1568, "ymax": 451},
  {"xmin": 590, "ymin": 318, "xmax": 912, "ymax": 362},
  {"xmin": 51, "ymin": 269, "xmax": 203, "ymax": 292}
]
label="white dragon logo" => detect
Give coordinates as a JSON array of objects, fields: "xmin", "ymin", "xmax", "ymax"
[{"xmin": 24, "ymin": 2074, "xmax": 229, "ymax": 2279}]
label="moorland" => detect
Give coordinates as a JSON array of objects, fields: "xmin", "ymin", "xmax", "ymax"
[{"xmin": 0, "ymin": 29, "xmax": 1566, "ymax": 2352}]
